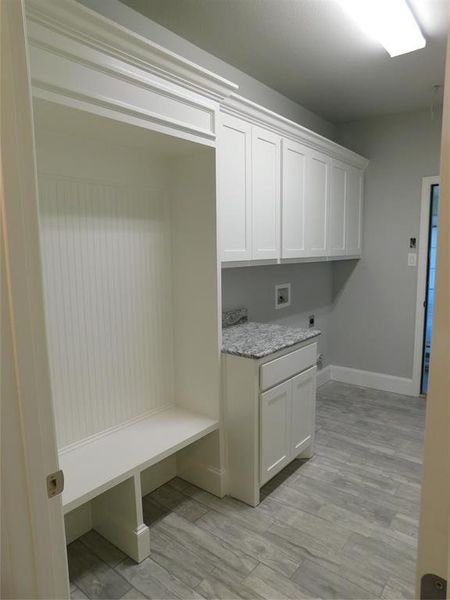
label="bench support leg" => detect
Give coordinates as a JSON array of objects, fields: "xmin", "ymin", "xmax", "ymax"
[{"xmin": 91, "ymin": 475, "xmax": 150, "ymax": 563}]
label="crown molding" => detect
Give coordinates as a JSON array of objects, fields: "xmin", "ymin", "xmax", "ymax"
[
  {"xmin": 222, "ymin": 94, "xmax": 369, "ymax": 169},
  {"xmin": 25, "ymin": 0, "xmax": 238, "ymax": 104}
]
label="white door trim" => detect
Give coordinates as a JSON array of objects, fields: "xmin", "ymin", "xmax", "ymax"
[
  {"xmin": 1, "ymin": 1, "xmax": 69, "ymax": 597},
  {"xmin": 412, "ymin": 176, "xmax": 440, "ymax": 396}
]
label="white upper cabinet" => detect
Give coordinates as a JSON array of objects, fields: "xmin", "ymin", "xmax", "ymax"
[
  {"xmin": 219, "ymin": 114, "xmax": 252, "ymax": 261},
  {"xmin": 281, "ymin": 139, "xmax": 309, "ymax": 259},
  {"xmin": 251, "ymin": 127, "xmax": 281, "ymax": 260},
  {"xmin": 346, "ymin": 167, "xmax": 364, "ymax": 257},
  {"xmin": 327, "ymin": 159, "xmax": 348, "ymax": 257},
  {"xmin": 306, "ymin": 150, "xmax": 330, "ymax": 258}
]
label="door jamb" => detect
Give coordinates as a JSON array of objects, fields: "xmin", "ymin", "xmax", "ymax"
[{"xmin": 412, "ymin": 175, "xmax": 439, "ymax": 396}]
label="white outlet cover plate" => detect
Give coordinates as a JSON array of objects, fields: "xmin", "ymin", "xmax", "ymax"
[{"xmin": 408, "ymin": 253, "xmax": 417, "ymax": 267}]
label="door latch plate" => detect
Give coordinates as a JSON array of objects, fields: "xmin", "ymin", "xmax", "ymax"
[
  {"xmin": 46, "ymin": 469, "xmax": 64, "ymax": 498},
  {"xmin": 421, "ymin": 573, "xmax": 446, "ymax": 599}
]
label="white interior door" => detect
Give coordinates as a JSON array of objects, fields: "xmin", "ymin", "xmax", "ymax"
[
  {"xmin": 281, "ymin": 139, "xmax": 308, "ymax": 259},
  {"xmin": 219, "ymin": 113, "xmax": 252, "ymax": 261},
  {"xmin": 252, "ymin": 126, "xmax": 280, "ymax": 260},
  {"xmin": 306, "ymin": 150, "xmax": 329, "ymax": 257},
  {"xmin": 1, "ymin": 1, "xmax": 69, "ymax": 598},
  {"xmin": 260, "ymin": 380, "xmax": 290, "ymax": 485}
]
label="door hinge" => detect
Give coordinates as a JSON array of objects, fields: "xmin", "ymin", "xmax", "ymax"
[
  {"xmin": 46, "ymin": 469, "xmax": 64, "ymax": 498},
  {"xmin": 421, "ymin": 573, "xmax": 446, "ymax": 599}
]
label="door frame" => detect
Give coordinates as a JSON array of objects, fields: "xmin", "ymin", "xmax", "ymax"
[
  {"xmin": 1, "ymin": 1, "xmax": 69, "ymax": 597},
  {"xmin": 412, "ymin": 175, "xmax": 439, "ymax": 396}
]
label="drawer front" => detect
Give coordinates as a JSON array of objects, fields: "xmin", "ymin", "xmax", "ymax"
[{"xmin": 260, "ymin": 342, "xmax": 317, "ymax": 391}]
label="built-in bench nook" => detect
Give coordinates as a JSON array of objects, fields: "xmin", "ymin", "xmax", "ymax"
[{"xmin": 33, "ymin": 96, "xmax": 225, "ymax": 562}]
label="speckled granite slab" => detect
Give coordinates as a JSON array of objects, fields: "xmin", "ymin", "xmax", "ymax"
[
  {"xmin": 222, "ymin": 307, "xmax": 248, "ymax": 328},
  {"xmin": 222, "ymin": 321, "xmax": 321, "ymax": 359}
]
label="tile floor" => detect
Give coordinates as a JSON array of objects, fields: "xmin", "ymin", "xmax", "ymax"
[{"xmin": 69, "ymin": 381, "xmax": 425, "ymax": 600}]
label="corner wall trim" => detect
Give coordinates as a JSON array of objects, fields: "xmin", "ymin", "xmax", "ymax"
[{"xmin": 329, "ymin": 365, "xmax": 416, "ymax": 397}]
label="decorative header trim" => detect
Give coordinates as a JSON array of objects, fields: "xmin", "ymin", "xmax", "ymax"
[{"xmin": 25, "ymin": 0, "xmax": 238, "ymax": 103}]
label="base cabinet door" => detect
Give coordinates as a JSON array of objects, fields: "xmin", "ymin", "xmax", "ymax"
[
  {"xmin": 290, "ymin": 366, "xmax": 316, "ymax": 457},
  {"xmin": 260, "ymin": 380, "xmax": 290, "ymax": 485}
]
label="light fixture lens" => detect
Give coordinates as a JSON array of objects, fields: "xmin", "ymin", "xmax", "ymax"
[{"xmin": 338, "ymin": 0, "xmax": 426, "ymax": 57}]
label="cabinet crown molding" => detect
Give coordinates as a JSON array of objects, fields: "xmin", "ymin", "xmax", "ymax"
[
  {"xmin": 25, "ymin": 0, "xmax": 238, "ymax": 103},
  {"xmin": 222, "ymin": 93, "xmax": 369, "ymax": 170}
]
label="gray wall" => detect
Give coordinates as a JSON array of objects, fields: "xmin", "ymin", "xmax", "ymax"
[
  {"xmin": 331, "ymin": 108, "xmax": 442, "ymax": 379},
  {"xmin": 222, "ymin": 262, "xmax": 333, "ymax": 366},
  {"xmin": 77, "ymin": 0, "xmax": 337, "ymax": 140}
]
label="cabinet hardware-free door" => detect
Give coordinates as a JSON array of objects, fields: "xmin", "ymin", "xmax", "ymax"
[
  {"xmin": 306, "ymin": 150, "xmax": 330, "ymax": 257},
  {"xmin": 252, "ymin": 126, "xmax": 281, "ymax": 260},
  {"xmin": 281, "ymin": 139, "xmax": 309, "ymax": 259},
  {"xmin": 219, "ymin": 113, "xmax": 252, "ymax": 261},
  {"xmin": 328, "ymin": 159, "xmax": 347, "ymax": 257},
  {"xmin": 346, "ymin": 167, "xmax": 364, "ymax": 257},
  {"xmin": 290, "ymin": 366, "xmax": 317, "ymax": 457},
  {"xmin": 260, "ymin": 379, "xmax": 290, "ymax": 485}
]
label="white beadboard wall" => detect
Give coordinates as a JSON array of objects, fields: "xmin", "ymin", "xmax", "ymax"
[{"xmin": 36, "ymin": 131, "xmax": 175, "ymax": 449}]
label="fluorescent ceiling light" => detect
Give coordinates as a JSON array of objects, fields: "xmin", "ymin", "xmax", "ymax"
[{"xmin": 337, "ymin": 0, "xmax": 426, "ymax": 57}]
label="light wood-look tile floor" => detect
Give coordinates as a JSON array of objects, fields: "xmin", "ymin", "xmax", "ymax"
[{"xmin": 69, "ymin": 382, "xmax": 425, "ymax": 600}]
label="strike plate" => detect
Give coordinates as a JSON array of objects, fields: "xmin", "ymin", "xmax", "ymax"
[
  {"xmin": 47, "ymin": 469, "xmax": 64, "ymax": 498},
  {"xmin": 421, "ymin": 574, "xmax": 446, "ymax": 600}
]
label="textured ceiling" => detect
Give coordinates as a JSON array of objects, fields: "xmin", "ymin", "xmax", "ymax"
[{"xmin": 119, "ymin": 0, "xmax": 449, "ymax": 123}]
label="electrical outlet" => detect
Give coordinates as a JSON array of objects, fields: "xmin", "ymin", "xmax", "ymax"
[
  {"xmin": 309, "ymin": 314, "xmax": 315, "ymax": 327},
  {"xmin": 275, "ymin": 283, "xmax": 291, "ymax": 309}
]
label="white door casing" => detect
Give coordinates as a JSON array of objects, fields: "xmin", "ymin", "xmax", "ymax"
[
  {"xmin": 412, "ymin": 176, "xmax": 440, "ymax": 396},
  {"xmin": 1, "ymin": 1, "xmax": 69, "ymax": 597}
]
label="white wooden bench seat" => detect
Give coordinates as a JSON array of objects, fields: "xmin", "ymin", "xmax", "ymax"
[
  {"xmin": 59, "ymin": 407, "xmax": 218, "ymax": 562},
  {"xmin": 60, "ymin": 407, "xmax": 218, "ymax": 512}
]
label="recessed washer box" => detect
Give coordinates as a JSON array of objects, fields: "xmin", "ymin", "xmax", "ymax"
[{"xmin": 275, "ymin": 283, "xmax": 291, "ymax": 309}]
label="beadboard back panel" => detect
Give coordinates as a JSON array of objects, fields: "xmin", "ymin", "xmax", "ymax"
[{"xmin": 39, "ymin": 174, "xmax": 175, "ymax": 449}]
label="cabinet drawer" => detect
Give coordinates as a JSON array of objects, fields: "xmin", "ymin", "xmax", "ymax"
[{"xmin": 260, "ymin": 342, "xmax": 317, "ymax": 391}]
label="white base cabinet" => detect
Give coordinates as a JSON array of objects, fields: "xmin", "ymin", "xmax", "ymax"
[
  {"xmin": 223, "ymin": 340, "xmax": 317, "ymax": 506},
  {"xmin": 260, "ymin": 365, "xmax": 316, "ymax": 486}
]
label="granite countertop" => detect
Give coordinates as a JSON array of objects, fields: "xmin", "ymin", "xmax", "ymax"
[{"xmin": 221, "ymin": 309, "xmax": 320, "ymax": 359}]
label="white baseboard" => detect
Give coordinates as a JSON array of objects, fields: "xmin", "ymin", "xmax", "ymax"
[
  {"xmin": 317, "ymin": 365, "xmax": 332, "ymax": 387},
  {"xmin": 329, "ymin": 365, "xmax": 417, "ymax": 396}
]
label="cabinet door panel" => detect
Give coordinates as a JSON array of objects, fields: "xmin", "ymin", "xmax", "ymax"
[
  {"xmin": 281, "ymin": 139, "xmax": 308, "ymax": 258},
  {"xmin": 260, "ymin": 380, "xmax": 290, "ymax": 485},
  {"xmin": 346, "ymin": 167, "xmax": 364, "ymax": 256},
  {"xmin": 290, "ymin": 366, "xmax": 316, "ymax": 457},
  {"xmin": 219, "ymin": 114, "xmax": 252, "ymax": 261},
  {"xmin": 328, "ymin": 160, "xmax": 347, "ymax": 257},
  {"xmin": 306, "ymin": 151, "xmax": 329, "ymax": 257},
  {"xmin": 252, "ymin": 127, "xmax": 280, "ymax": 260}
]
